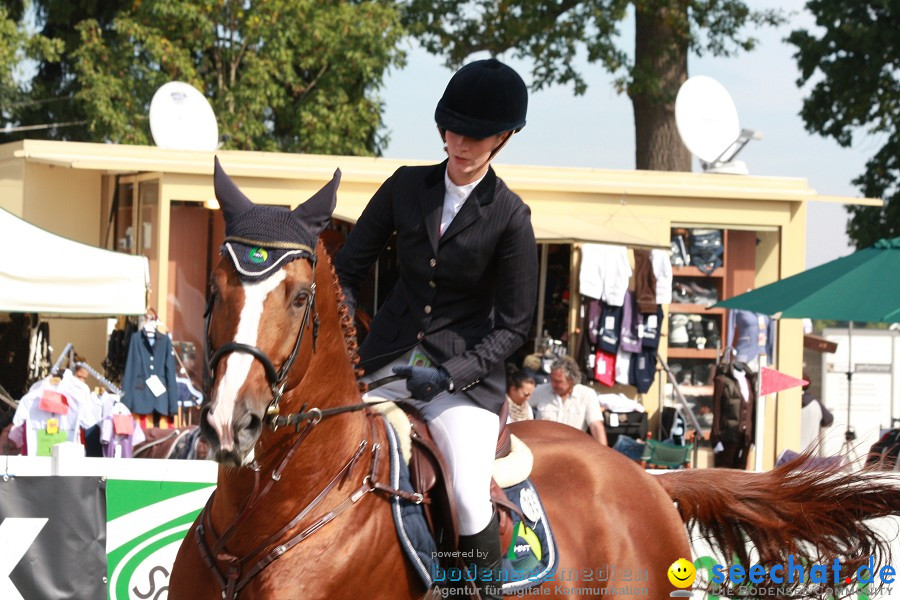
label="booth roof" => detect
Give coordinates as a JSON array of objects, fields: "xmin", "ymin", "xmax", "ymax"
[{"xmin": 0, "ymin": 208, "xmax": 149, "ymax": 316}]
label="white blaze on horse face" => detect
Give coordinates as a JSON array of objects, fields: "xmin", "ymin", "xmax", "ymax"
[{"xmin": 209, "ymin": 270, "xmax": 287, "ymax": 452}]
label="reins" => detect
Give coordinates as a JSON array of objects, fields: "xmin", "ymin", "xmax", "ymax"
[
  {"xmin": 195, "ymin": 408, "xmax": 423, "ymax": 600},
  {"xmin": 266, "ymin": 373, "xmax": 406, "ymax": 430},
  {"xmin": 198, "ymin": 244, "xmax": 423, "ymax": 598}
]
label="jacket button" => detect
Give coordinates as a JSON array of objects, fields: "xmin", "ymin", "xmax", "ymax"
[
  {"xmin": 424, "ymin": 305, "xmax": 432, "ymax": 314},
  {"xmin": 429, "ymin": 280, "xmax": 437, "ymax": 288},
  {"xmin": 429, "ymin": 258, "xmax": 437, "ymax": 268},
  {"xmin": 417, "ymin": 331, "xmax": 425, "ymax": 340}
]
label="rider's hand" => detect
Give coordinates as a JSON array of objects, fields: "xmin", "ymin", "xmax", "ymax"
[{"xmin": 392, "ymin": 365, "xmax": 452, "ymax": 402}]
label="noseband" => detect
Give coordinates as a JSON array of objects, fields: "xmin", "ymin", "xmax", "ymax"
[{"xmin": 204, "ymin": 254, "xmax": 320, "ymax": 417}]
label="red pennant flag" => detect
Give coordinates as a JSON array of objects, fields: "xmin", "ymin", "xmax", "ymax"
[{"xmin": 759, "ymin": 366, "xmax": 808, "ymax": 396}]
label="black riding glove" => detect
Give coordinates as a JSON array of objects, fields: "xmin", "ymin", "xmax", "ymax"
[{"xmin": 392, "ymin": 365, "xmax": 452, "ymax": 402}]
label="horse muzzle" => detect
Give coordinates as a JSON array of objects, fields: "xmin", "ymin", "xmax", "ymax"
[{"xmin": 200, "ymin": 404, "xmax": 263, "ymax": 467}]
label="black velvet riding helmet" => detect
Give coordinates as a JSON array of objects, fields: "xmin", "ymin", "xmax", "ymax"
[{"xmin": 434, "ymin": 58, "xmax": 528, "ymax": 139}]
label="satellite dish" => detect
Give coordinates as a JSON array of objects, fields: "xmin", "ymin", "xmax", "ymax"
[
  {"xmin": 149, "ymin": 81, "xmax": 219, "ymax": 151},
  {"xmin": 675, "ymin": 76, "xmax": 741, "ymax": 164}
]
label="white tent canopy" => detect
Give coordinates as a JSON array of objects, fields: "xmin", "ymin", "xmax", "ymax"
[{"xmin": 0, "ymin": 208, "xmax": 149, "ymax": 315}]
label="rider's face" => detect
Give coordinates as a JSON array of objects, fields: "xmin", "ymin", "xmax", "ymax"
[{"xmin": 444, "ymin": 130, "xmax": 504, "ymax": 186}]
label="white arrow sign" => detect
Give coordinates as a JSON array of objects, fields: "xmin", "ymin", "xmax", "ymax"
[{"xmin": 0, "ymin": 518, "xmax": 48, "ymax": 600}]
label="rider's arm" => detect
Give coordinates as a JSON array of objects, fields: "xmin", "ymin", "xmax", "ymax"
[
  {"xmin": 440, "ymin": 201, "xmax": 538, "ymax": 390},
  {"xmin": 333, "ymin": 170, "xmax": 401, "ymax": 315}
]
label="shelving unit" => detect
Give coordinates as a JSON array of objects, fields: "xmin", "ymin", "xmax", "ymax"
[{"xmin": 666, "ymin": 228, "xmax": 758, "ymax": 436}]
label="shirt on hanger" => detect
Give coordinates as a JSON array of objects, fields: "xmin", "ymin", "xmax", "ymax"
[
  {"xmin": 579, "ymin": 244, "xmax": 632, "ymax": 306},
  {"xmin": 9, "ymin": 370, "xmax": 92, "ymax": 456}
]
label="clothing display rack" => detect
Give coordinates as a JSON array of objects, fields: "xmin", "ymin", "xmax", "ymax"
[
  {"xmin": 74, "ymin": 361, "xmax": 122, "ymax": 396},
  {"xmin": 50, "ymin": 343, "xmax": 75, "ymax": 376},
  {"xmin": 655, "ymin": 353, "xmax": 704, "ymax": 468},
  {"xmin": 48, "ymin": 342, "xmax": 123, "ymax": 395}
]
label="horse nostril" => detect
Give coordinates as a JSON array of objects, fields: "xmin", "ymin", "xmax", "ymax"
[{"xmin": 246, "ymin": 414, "xmax": 262, "ymax": 436}]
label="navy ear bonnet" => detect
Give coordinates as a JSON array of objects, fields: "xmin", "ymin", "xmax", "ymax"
[{"xmin": 214, "ymin": 157, "xmax": 339, "ymax": 281}]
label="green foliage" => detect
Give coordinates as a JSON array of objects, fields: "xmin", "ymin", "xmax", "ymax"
[
  {"xmin": 6, "ymin": 0, "xmax": 405, "ymax": 156},
  {"xmin": 403, "ymin": 1, "xmax": 782, "ymax": 101},
  {"xmin": 0, "ymin": 1, "xmax": 63, "ymax": 130},
  {"xmin": 788, "ymin": 0, "xmax": 899, "ymax": 249}
]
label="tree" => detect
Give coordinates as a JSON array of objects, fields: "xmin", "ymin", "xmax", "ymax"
[
  {"xmin": 788, "ymin": 0, "xmax": 899, "ymax": 249},
  {"xmin": 6, "ymin": 0, "xmax": 405, "ymax": 156},
  {"xmin": 403, "ymin": 0, "xmax": 782, "ymax": 170},
  {"xmin": 0, "ymin": 1, "xmax": 63, "ymax": 133},
  {"xmin": 6, "ymin": 0, "xmax": 126, "ymax": 142}
]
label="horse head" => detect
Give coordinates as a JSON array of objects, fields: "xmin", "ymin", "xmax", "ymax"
[{"xmin": 201, "ymin": 158, "xmax": 339, "ymax": 466}]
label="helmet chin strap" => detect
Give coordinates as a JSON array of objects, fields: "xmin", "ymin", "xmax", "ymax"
[{"xmin": 488, "ymin": 131, "xmax": 514, "ymax": 161}]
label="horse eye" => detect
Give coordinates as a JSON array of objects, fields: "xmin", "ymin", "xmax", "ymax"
[{"xmin": 293, "ymin": 291, "xmax": 309, "ymax": 308}]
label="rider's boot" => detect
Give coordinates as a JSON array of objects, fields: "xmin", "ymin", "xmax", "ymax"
[{"xmin": 458, "ymin": 513, "xmax": 503, "ymax": 600}]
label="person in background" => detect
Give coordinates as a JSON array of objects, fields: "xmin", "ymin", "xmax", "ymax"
[
  {"xmin": 800, "ymin": 373, "xmax": 833, "ymax": 454},
  {"xmin": 506, "ymin": 367, "xmax": 535, "ymax": 422},
  {"xmin": 520, "ymin": 353, "xmax": 549, "ymax": 384},
  {"xmin": 531, "ymin": 356, "xmax": 608, "ymax": 445},
  {"xmin": 74, "ymin": 365, "xmax": 90, "ymax": 384}
]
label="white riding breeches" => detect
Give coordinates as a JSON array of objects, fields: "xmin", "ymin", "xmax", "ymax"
[{"xmin": 362, "ymin": 349, "xmax": 500, "ymax": 535}]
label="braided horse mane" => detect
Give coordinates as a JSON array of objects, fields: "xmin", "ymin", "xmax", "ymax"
[{"xmin": 321, "ymin": 244, "xmax": 366, "ymax": 392}]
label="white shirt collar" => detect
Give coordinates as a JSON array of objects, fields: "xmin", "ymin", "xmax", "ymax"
[
  {"xmin": 440, "ymin": 167, "xmax": 486, "ymax": 236},
  {"xmin": 443, "ymin": 168, "xmax": 485, "ymax": 200}
]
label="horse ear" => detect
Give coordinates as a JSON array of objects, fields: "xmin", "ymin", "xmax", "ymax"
[
  {"xmin": 214, "ymin": 156, "xmax": 255, "ymax": 224},
  {"xmin": 293, "ymin": 169, "xmax": 340, "ymax": 239}
]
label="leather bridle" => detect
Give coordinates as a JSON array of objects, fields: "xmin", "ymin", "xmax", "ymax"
[{"xmin": 204, "ymin": 252, "xmax": 320, "ymax": 420}]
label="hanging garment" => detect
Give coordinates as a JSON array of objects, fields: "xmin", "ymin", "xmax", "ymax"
[
  {"xmin": 639, "ymin": 306, "xmax": 664, "ymax": 349},
  {"xmin": 0, "ymin": 313, "xmax": 36, "ymax": 399},
  {"xmin": 121, "ymin": 329, "xmax": 179, "ymax": 415},
  {"xmin": 615, "ymin": 346, "xmax": 632, "ymax": 386},
  {"xmin": 103, "ymin": 319, "xmax": 137, "ymax": 385},
  {"xmin": 8, "ymin": 370, "xmax": 92, "ymax": 456},
  {"xmin": 710, "ymin": 362, "xmax": 757, "ymax": 469},
  {"xmin": 100, "ymin": 401, "xmax": 145, "ymax": 458},
  {"xmin": 26, "ymin": 320, "xmax": 51, "ymax": 391},
  {"xmin": 650, "ymin": 249, "xmax": 673, "ymax": 305},
  {"xmin": 594, "ymin": 350, "xmax": 616, "ymax": 387},
  {"xmin": 597, "ymin": 302, "xmax": 623, "ymax": 353},
  {"xmin": 579, "ymin": 244, "xmax": 632, "ymax": 306},
  {"xmin": 618, "ymin": 292, "xmax": 642, "ymax": 353},
  {"xmin": 632, "ymin": 250, "xmax": 658, "ymax": 314},
  {"xmin": 726, "ymin": 310, "xmax": 775, "ymax": 365},
  {"xmin": 629, "ymin": 349, "xmax": 656, "ymax": 394}
]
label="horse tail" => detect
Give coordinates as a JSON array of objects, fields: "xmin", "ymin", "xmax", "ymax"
[{"xmin": 657, "ymin": 456, "xmax": 900, "ymax": 576}]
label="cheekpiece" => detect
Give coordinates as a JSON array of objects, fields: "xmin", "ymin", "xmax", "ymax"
[{"xmin": 213, "ymin": 157, "xmax": 339, "ymax": 281}]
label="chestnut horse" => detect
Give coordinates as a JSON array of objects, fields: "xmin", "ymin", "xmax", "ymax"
[{"xmin": 169, "ymin": 165, "xmax": 900, "ymax": 600}]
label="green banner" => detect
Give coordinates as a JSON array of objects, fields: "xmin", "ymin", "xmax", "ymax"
[{"xmin": 106, "ymin": 479, "xmax": 214, "ymax": 600}]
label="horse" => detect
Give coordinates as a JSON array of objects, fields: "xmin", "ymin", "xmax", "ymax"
[
  {"xmin": 169, "ymin": 161, "xmax": 900, "ymax": 600},
  {"xmin": 133, "ymin": 425, "xmax": 209, "ymax": 460}
]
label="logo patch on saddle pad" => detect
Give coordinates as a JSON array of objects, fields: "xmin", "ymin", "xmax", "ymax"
[{"xmin": 378, "ymin": 417, "xmax": 560, "ymax": 595}]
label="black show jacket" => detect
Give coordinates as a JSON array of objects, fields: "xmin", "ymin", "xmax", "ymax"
[{"xmin": 334, "ymin": 161, "xmax": 538, "ymax": 414}]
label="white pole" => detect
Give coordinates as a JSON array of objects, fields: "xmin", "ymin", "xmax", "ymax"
[{"xmin": 754, "ymin": 354, "xmax": 766, "ymax": 472}]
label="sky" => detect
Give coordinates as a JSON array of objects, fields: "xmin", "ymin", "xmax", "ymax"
[{"xmin": 378, "ymin": 0, "xmax": 880, "ymax": 269}]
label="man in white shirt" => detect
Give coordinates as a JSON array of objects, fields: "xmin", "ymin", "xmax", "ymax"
[{"xmin": 531, "ymin": 356, "xmax": 608, "ymax": 445}]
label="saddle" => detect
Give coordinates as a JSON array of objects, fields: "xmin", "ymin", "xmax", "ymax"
[{"xmin": 401, "ymin": 401, "xmax": 524, "ymax": 560}]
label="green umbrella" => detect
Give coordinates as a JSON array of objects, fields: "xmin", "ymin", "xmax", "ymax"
[
  {"xmin": 714, "ymin": 237, "xmax": 900, "ymax": 460},
  {"xmin": 715, "ymin": 237, "xmax": 900, "ymax": 323}
]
